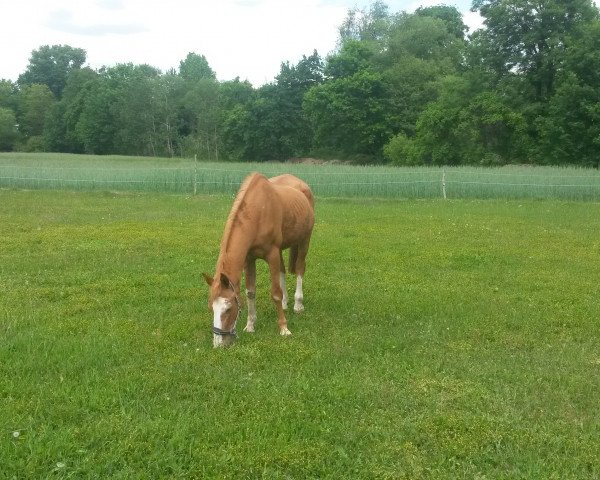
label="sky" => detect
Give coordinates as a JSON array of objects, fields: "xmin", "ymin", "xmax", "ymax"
[{"xmin": 2, "ymin": 0, "xmax": 480, "ymax": 87}]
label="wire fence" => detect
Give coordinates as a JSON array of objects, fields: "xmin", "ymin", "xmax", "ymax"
[{"xmin": 1, "ymin": 155, "xmax": 600, "ymax": 201}]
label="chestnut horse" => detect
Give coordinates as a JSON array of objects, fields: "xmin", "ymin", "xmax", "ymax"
[{"xmin": 203, "ymin": 173, "xmax": 315, "ymax": 347}]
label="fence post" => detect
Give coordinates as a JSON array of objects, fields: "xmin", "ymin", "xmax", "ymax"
[
  {"xmin": 442, "ymin": 169, "xmax": 447, "ymax": 199},
  {"xmin": 193, "ymin": 154, "xmax": 198, "ymax": 195}
]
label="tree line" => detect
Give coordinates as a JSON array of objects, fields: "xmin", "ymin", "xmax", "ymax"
[{"xmin": 1, "ymin": 0, "xmax": 599, "ymax": 166}]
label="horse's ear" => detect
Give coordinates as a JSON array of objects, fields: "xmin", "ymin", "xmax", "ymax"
[
  {"xmin": 202, "ymin": 273, "xmax": 213, "ymax": 286},
  {"xmin": 220, "ymin": 272, "xmax": 232, "ymax": 290}
]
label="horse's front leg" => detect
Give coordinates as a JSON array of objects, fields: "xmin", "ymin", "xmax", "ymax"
[
  {"xmin": 267, "ymin": 249, "xmax": 291, "ymax": 336},
  {"xmin": 243, "ymin": 258, "xmax": 257, "ymax": 333}
]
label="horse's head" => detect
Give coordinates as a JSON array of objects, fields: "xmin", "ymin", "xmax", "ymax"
[{"xmin": 202, "ymin": 272, "xmax": 240, "ymax": 348}]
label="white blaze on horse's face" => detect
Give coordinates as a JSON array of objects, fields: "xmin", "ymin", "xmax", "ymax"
[
  {"xmin": 212, "ymin": 297, "xmax": 230, "ymax": 330},
  {"xmin": 212, "ymin": 296, "xmax": 237, "ymax": 348}
]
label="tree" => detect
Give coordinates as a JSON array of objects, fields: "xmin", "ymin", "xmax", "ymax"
[
  {"xmin": 111, "ymin": 64, "xmax": 163, "ymax": 155},
  {"xmin": 380, "ymin": 12, "xmax": 466, "ymax": 136},
  {"xmin": 0, "ymin": 108, "xmax": 18, "ymax": 151},
  {"xmin": 69, "ymin": 64, "xmax": 150, "ymax": 154},
  {"xmin": 536, "ymin": 75, "xmax": 600, "ymax": 166},
  {"xmin": 179, "ymin": 53, "xmax": 216, "ymax": 82},
  {"xmin": 151, "ymin": 73, "xmax": 186, "ymax": 157},
  {"xmin": 218, "ymin": 78, "xmax": 254, "ymax": 111},
  {"xmin": 471, "ymin": 0, "xmax": 598, "ymax": 101},
  {"xmin": 467, "ymin": 0, "xmax": 600, "ymax": 164},
  {"xmin": 534, "ymin": 20, "xmax": 600, "ymax": 167},
  {"xmin": 222, "ymin": 53, "xmax": 323, "ymax": 161},
  {"xmin": 325, "ymin": 40, "xmax": 375, "ymax": 79},
  {"xmin": 338, "ymin": 1, "xmax": 392, "ymax": 46},
  {"xmin": 18, "ymin": 45, "xmax": 86, "ymax": 98},
  {"xmin": 17, "ymin": 84, "xmax": 56, "ymax": 150},
  {"xmin": 179, "ymin": 77, "xmax": 221, "ymax": 159},
  {"xmin": 0, "ymin": 80, "xmax": 18, "ymax": 111},
  {"xmin": 44, "ymin": 67, "xmax": 97, "ymax": 153},
  {"xmin": 74, "ymin": 77, "xmax": 117, "ymax": 154},
  {"xmin": 415, "ymin": 5, "xmax": 468, "ymax": 39},
  {"xmin": 304, "ymin": 69, "xmax": 392, "ymax": 161},
  {"xmin": 222, "ymin": 104, "xmax": 255, "ymax": 161},
  {"xmin": 384, "ymin": 75, "xmax": 530, "ymax": 166},
  {"xmin": 0, "ymin": 81, "xmax": 19, "ymax": 151},
  {"xmin": 385, "ymin": 11, "xmax": 464, "ymax": 63},
  {"xmin": 273, "ymin": 51, "xmax": 324, "ymax": 157}
]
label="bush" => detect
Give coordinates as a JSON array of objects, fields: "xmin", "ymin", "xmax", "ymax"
[
  {"xmin": 383, "ymin": 133, "xmax": 423, "ymax": 165},
  {"xmin": 22, "ymin": 135, "xmax": 47, "ymax": 152}
]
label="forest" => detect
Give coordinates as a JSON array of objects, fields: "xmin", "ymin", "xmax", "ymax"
[{"xmin": 1, "ymin": 0, "xmax": 599, "ymax": 167}]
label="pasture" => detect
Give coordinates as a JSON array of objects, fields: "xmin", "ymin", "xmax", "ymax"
[
  {"xmin": 2, "ymin": 152, "xmax": 600, "ymax": 201},
  {"xmin": 1, "ymin": 185, "xmax": 599, "ymax": 478}
]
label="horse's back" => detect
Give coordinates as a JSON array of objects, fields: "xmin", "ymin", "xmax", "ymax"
[
  {"xmin": 269, "ymin": 174, "xmax": 315, "ymax": 209},
  {"xmin": 266, "ymin": 175, "xmax": 314, "ymax": 248}
]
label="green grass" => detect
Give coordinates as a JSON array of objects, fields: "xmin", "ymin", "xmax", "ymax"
[
  {"xmin": 1, "ymin": 152, "xmax": 600, "ymax": 200},
  {"xmin": 1, "ymin": 188, "xmax": 599, "ymax": 478}
]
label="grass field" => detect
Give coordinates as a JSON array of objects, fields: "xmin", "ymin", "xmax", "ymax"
[
  {"xmin": 1, "ymin": 152, "xmax": 600, "ymax": 200},
  {"xmin": 1, "ymin": 187, "xmax": 599, "ymax": 478}
]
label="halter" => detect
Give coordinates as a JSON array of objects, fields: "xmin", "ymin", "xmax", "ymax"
[{"xmin": 212, "ymin": 278, "xmax": 240, "ymax": 338}]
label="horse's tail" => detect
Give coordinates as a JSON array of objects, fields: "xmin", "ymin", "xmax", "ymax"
[{"xmin": 288, "ymin": 246, "xmax": 298, "ymax": 275}]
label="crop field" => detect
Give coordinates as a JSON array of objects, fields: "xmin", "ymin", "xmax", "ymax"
[
  {"xmin": 1, "ymin": 152, "xmax": 600, "ymax": 201},
  {"xmin": 2, "ymin": 176, "xmax": 600, "ymax": 478}
]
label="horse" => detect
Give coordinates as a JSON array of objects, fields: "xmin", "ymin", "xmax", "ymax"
[{"xmin": 203, "ymin": 173, "xmax": 315, "ymax": 347}]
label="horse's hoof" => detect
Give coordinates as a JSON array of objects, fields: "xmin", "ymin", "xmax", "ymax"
[
  {"xmin": 293, "ymin": 304, "xmax": 304, "ymax": 313},
  {"xmin": 280, "ymin": 327, "xmax": 292, "ymax": 336},
  {"xmin": 243, "ymin": 326, "xmax": 255, "ymax": 333}
]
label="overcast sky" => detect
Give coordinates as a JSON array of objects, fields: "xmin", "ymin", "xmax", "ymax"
[{"xmin": 2, "ymin": 0, "xmax": 480, "ymax": 87}]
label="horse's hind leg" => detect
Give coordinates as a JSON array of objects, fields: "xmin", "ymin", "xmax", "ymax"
[
  {"xmin": 294, "ymin": 275, "xmax": 305, "ymax": 313},
  {"xmin": 292, "ymin": 239, "xmax": 311, "ymax": 313},
  {"xmin": 279, "ymin": 251, "xmax": 288, "ymax": 311},
  {"xmin": 267, "ymin": 248, "xmax": 291, "ymax": 336},
  {"xmin": 243, "ymin": 259, "xmax": 257, "ymax": 333}
]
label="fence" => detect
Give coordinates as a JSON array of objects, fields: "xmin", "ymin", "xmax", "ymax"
[{"xmin": 1, "ymin": 155, "xmax": 600, "ymax": 201}]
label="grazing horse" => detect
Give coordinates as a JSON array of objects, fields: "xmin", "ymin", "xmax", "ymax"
[{"xmin": 203, "ymin": 173, "xmax": 315, "ymax": 347}]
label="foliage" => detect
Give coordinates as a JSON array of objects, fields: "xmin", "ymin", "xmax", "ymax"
[
  {"xmin": 471, "ymin": 0, "xmax": 598, "ymax": 101},
  {"xmin": 17, "ymin": 45, "xmax": 86, "ymax": 98},
  {"xmin": 17, "ymin": 84, "xmax": 56, "ymax": 139},
  {"xmin": 304, "ymin": 69, "xmax": 392, "ymax": 160},
  {"xmin": 1, "ymin": 1, "xmax": 600, "ymax": 165},
  {"xmin": 415, "ymin": 4, "xmax": 468, "ymax": 39},
  {"xmin": 324, "ymin": 40, "xmax": 375, "ymax": 79},
  {"xmin": 338, "ymin": 0, "xmax": 391, "ymax": 45},
  {"xmin": 178, "ymin": 52, "xmax": 216, "ymax": 81},
  {"xmin": 43, "ymin": 68, "xmax": 98, "ymax": 153},
  {"xmin": 388, "ymin": 77, "xmax": 530, "ymax": 166},
  {"xmin": 0, "ymin": 108, "xmax": 18, "ymax": 151},
  {"xmin": 0, "ymin": 80, "xmax": 19, "ymax": 110},
  {"xmin": 383, "ymin": 132, "xmax": 423, "ymax": 165},
  {"xmin": 533, "ymin": 19, "xmax": 600, "ymax": 167},
  {"xmin": 223, "ymin": 52, "xmax": 324, "ymax": 161},
  {"xmin": 380, "ymin": 12, "xmax": 465, "ymax": 137}
]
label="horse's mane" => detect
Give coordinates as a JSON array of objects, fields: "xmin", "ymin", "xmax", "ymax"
[{"xmin": 219, "ymin": 172, "xmax": 264, "ymax": 259}]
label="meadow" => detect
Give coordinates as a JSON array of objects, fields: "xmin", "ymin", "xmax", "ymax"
[
  {"xmin": 1, "ymin": 180, "xmax": 599, "ymax": 477},
  {"xmin": 1, "ymin": 152, "xmax": 600, "ymax": 201}
]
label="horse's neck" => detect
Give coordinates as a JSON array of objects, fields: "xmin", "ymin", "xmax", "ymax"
[{"xmin": 217, "ymin": 222, "xmax": 251, "ymax": 285}]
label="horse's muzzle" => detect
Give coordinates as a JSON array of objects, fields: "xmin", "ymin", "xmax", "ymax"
[{"xmin": 212, "ymin": 326, "xmax": 237, "ymax": 348}]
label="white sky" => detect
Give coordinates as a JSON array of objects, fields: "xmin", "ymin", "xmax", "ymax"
[{"xmin": 2, "ymin": 0, "xmax": 479, "ymax": 87}]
